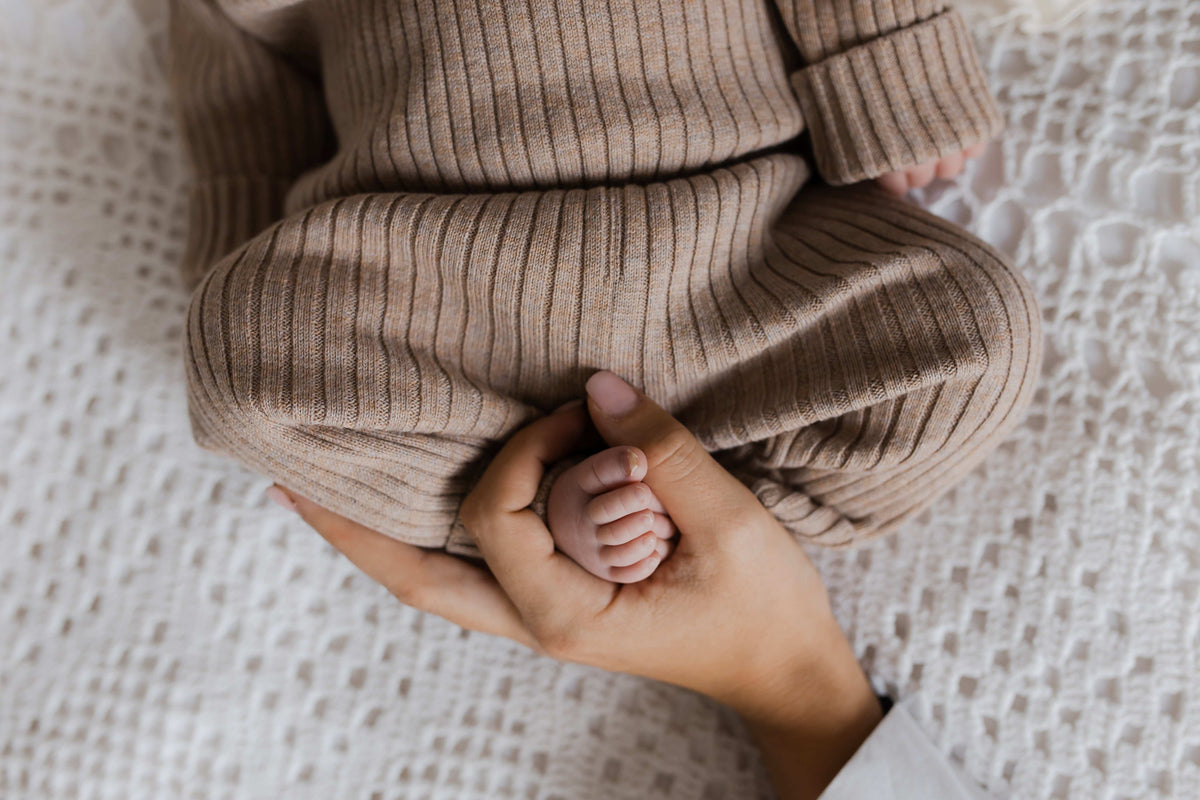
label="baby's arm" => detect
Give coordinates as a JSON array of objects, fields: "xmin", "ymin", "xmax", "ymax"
[
  {"xmin": 167, "ymin": 0, "xmax": 334, "ymax": 287},
  {"xmin": 775, "ymin": 1, "xmax": 1002, "ymax": 193}
]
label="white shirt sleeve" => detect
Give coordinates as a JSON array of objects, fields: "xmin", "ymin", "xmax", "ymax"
[{"xmin": 818, "ymin": 700, "xmax": 993, "ymax": 800}]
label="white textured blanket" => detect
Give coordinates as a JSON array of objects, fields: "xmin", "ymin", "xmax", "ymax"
[{"xmin": 1, "ymin": 1, "xmax": 1197, "ymax": 798}]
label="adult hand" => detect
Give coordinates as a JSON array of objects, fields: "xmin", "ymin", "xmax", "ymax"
[
  {"xmin": 269, "ymin": 372, "xmax": 882, "ymax": 799},
  {"xmin": 875, "ymin": 141, "xmax": 987, "ymax": 196}
]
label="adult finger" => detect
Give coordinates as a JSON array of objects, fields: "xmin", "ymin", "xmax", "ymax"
[
  {"xmin": 466, "ymin": 402, "xmax": 589, "ymax": 515},
  {"xmin": 583, "ymin": 371, "xmax": 767, "ymax": 542},
  {"xmin": 276, "ymin": 487, "xmax": 537, "ymax": 648},
  {"xmin": 458, "ymin": 407, "xmax": 614, "ymax": 620}
]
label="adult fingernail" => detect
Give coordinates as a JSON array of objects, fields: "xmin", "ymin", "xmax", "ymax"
[
  {"xmin": 551, "ymin": 398, "xmax": 583, "ymax": 414},
  {"xmin": 586, "ymin": 371, "xmax": 641, "ymax": 417},
  {"xmin": 265, "ymin": 485, "xmax": 297, "ymax": 512}
]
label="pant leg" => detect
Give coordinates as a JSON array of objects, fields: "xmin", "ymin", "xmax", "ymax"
[
  {"xmin": 667, "ymin": 181, "xmax": 1042, "ymax": 547},
  {"xmin": 184, "ymin": 160, "xmax": 1039, "ymax": 552},
  {"xmin": 183, "ymin": 187, "xmax": 640, "ymax": 551},
  {"xmin": 184, "ymin": 192, "xmax": 551, "ymax": 549}
]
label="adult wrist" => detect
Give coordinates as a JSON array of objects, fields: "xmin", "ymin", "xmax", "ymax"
[
  {"xmin": 739, "ymin": 625, "xmax": 881, "ymax": 735},
  {"xmin": 731, "ymin": 617, "xmax": 883, "ymax": 799}
]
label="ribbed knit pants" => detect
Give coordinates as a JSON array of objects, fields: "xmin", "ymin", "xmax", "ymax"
[{"xmin": 184, "ymin": 152, "xmax": 1040, "ymax": 552}]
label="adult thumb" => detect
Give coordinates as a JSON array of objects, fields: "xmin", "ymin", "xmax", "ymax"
[{"xmin": 584, "ymin": 371, "xmax": 765, "ymax": 538}]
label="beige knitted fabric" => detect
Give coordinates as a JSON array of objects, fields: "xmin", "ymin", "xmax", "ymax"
[{"xmin": 168, "ymin": 0, "xmax": 1038, "ymax": 552}]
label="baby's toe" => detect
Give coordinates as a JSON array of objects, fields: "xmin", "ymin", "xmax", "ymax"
[
  {"xmin": 596, "ymin": 510, "xmax": 674, "ymax": 546},
  {"xmin": 601, "ymin": 531, "xmax": 659, "ymax": 568},
  {"xmin": 607, "ymin": 539, "xmax": 671, "ymax": 584},
  {"xmin": 574, "ymin": 446, "xmax": 647, "ymax": 495},
  {"xmin": 595, "ymin": 509, "xmax": 657, "ymax": 546},
  {"xmin": 585, "ymin": 481, "xmax": 656, "ymax": 524}
]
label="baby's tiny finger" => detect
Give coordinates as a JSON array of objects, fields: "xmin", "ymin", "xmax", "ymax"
[
  {"xmin": 964, "ymin": 141, "xmax": 987, "ymax": 159},
  {"xmin": 907, "ymin": 161, "xmax": 936, "ymax": 189},
  {"xmin": 876, "ymin": 170, "xmax": 908, "ymax": 196},
  {"xmin": 936, "ymin": 151, "xmax": 964, "ymax": 180}
]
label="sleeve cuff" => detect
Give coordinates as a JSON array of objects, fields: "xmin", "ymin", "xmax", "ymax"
[
  {"xmin": 180, "ymin": 175, "xmax": 293, "ymax": 288},
  {"xmin": 792, "ymin": 9, "xmax": 1004, "ymax": 185},
  {"xmin": 818, "ymin": 700, "xmax": 993, "ymax": 799}
]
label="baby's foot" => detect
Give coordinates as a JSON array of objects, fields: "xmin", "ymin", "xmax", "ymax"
[{"xmin": 547, "ymin": 446, "xmax": 675, "ymax": 583}]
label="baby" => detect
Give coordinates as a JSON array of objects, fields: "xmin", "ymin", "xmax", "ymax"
[{"xmin": 169, "ymin": 0, "xmax": 1040, "ymax": 583}]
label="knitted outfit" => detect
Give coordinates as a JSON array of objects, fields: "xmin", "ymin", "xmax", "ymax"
[{"xmin": 168, "ymin": 0, "xmax": 1040, "ymax": 554}]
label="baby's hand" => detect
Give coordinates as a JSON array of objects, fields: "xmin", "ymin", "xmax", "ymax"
[
  {"xmin": 546, "ymin": 446, "xmax": 676, "ymax": 583},
  {"xmin": 875, "ymin": 141, "xmax": 987, "ymax": 196}
]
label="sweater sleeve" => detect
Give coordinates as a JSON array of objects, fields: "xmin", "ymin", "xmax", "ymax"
[
  {"xmin": 166, "ymin": 0, "xmax": 334, "ymax": 288},
  {"xmin": 774, "ymin": 1, "xmax": 1003, "ymax": 185}
]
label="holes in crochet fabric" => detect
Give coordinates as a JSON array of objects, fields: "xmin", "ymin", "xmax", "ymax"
[
  {"xmin": 1085, "ymin": 339, "xmax": 1120, "ymax": 386},
  {"xmin": 1132, "ymin": 169, "xmax": 1185, "ymax": 220},
  {"xmin": 1096, "ymin": 678, "xmax": 1121, "ymax": 705},
  {"xmin": 1135, "ymin": 358, "xmax": 1179, "ymax": 401},
  {"xmin": 1161, "ymin": 691, "xmax": 1185, "ymax": 722},
  {"xmin": 1156, "ymin": 232, "xmax": 1200, "ymax": 292},
  {"xmin": 1111, "ymin": 59, "xmax": 1145, "ymax": 99},
  {"xmin": 1119, "ymin": 724, "xmax": 1144, "ymax": 745},
  {"xmin": 1094, "ymin": 221, "xmax": 1142, "ymax": 267},
  {"xmin": 979, "ymin": 200, "xmax": 1027, "ymax": 255},
  {"xmin": 1169, "ymin": 65, "xmax": 1200, "ymax": 107},
  {"xmin": 1024, "ymin": 152, "xmax": 1065, "ymax": 201}
]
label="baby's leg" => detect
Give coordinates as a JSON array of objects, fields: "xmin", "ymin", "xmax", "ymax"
[
  {"xmin": 678, "ymin": 182, "xmax": 1043, "ymax": 546},
  {"xmin": 546, "ymin": 447, "xmax": 675, "ymax": 583}
]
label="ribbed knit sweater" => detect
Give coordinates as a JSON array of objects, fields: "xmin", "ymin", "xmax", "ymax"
[{"xmin": 168, "ymin": 0, "xmax": 1040, "ymax": 551}]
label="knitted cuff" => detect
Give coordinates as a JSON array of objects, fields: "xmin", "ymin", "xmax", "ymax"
[
  {"xmin": 180, "ymin": 175, "xmax": 291, "ymax": 288},
  {"xmin": 792, "ymin": 9, "xmax": 1004, "ymax": 186}
]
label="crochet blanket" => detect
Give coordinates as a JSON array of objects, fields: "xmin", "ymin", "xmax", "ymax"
[{"xmin": 1, "ymin": 0, "xmax": 1196, "ymax": 797}]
